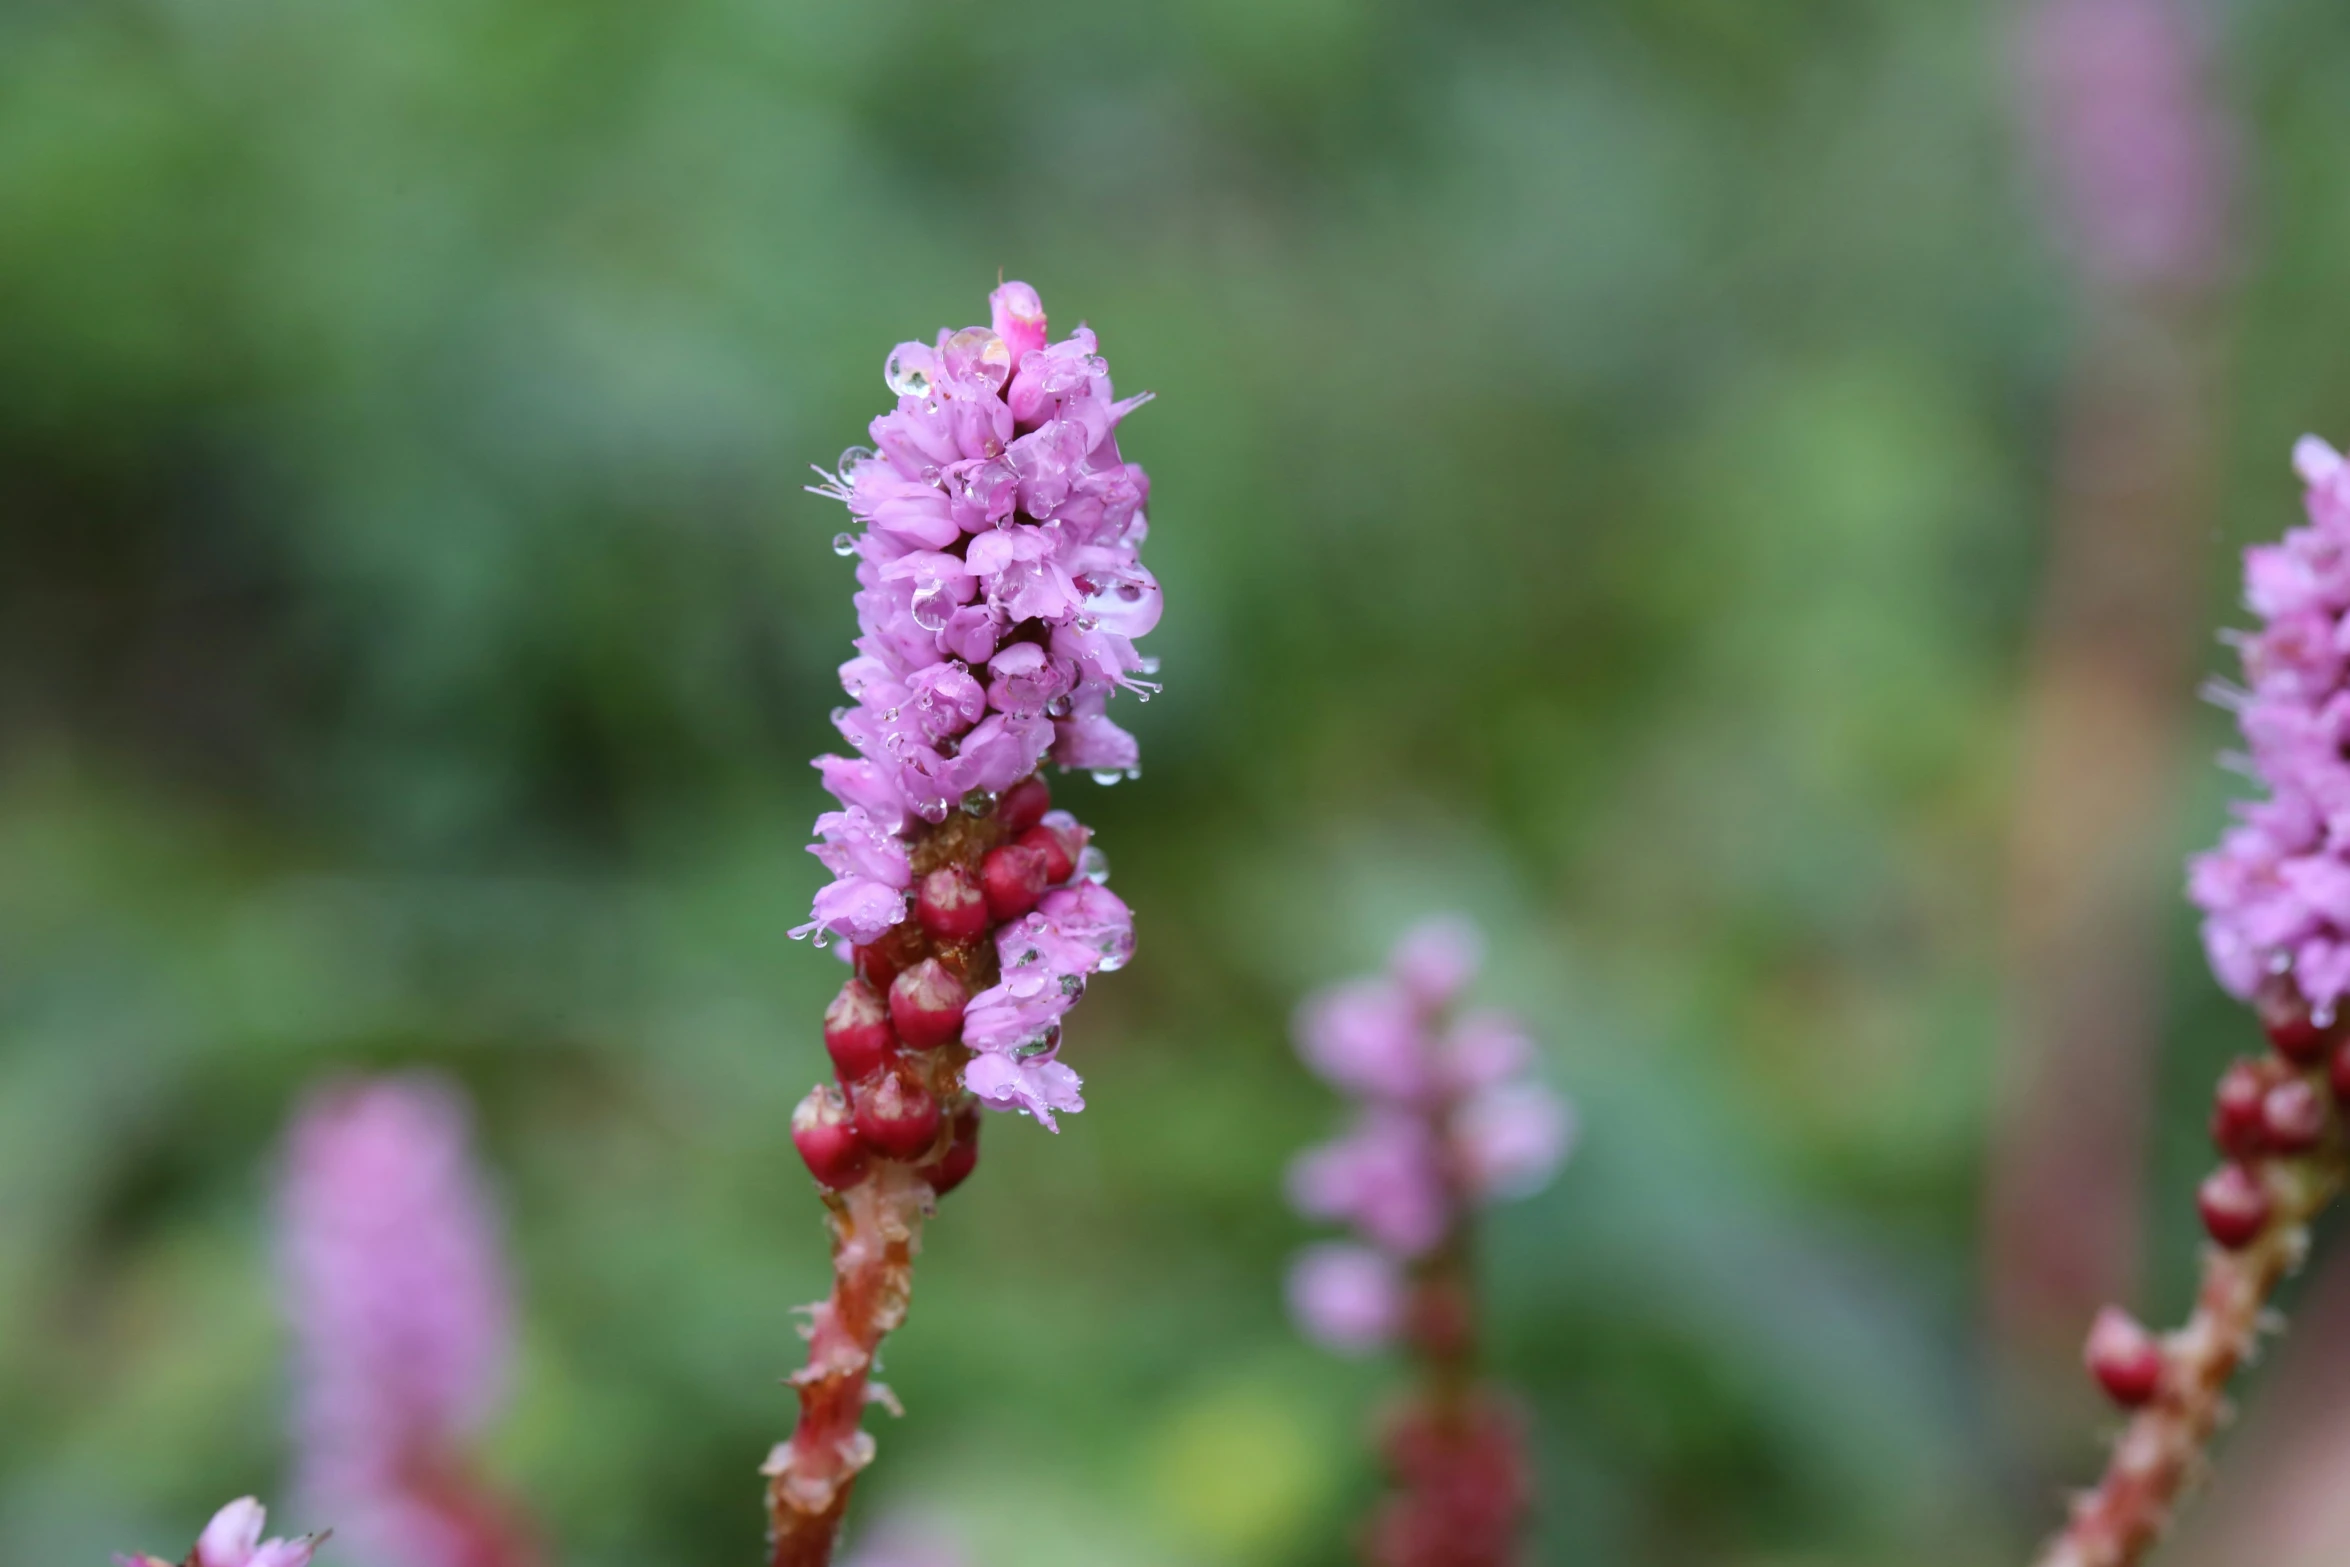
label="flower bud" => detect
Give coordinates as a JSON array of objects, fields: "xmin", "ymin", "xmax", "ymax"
[
  {"xmin": 915, "ymin": 863, "xmax": 991, "ymax": 943},
  {"xmin": 2212, "ymin": 1060, "xmax": 2270, "ymax": 1158},
  {"xmin": 1018, "ymin": 823, "xmax": 1078, "ymax": 886},
  {"xmin": 854, "ymin": 1065, "xmax": 943, "ymax": 1161},
  {"xmin": 852, "ymin": 921, "xmax": 925, "ymax": 993},
  {"xmin": 889, "ymin": 958, "xmax": 969, "ymax": 1050},
  {"xmin": 927, "ymin": 1107, "xmax": 982, "ymax": 1196},
  {"xmin": 980, "ymin": 843, "xmax": 1051, "ymax": 921},
  {"xmin": 2198, "ymin": 1163, "xmax": 2272, "ymax": 1249},
  {"xmin": 2263, "ymin": 1078, "xmax": 2328, "ymax": 1152},
  {"xmin": 792, "ymin": 1085, "xmax": 868, "ymax": 1189},
  {"xmin": 2330, "ymin": 1037, "xmax": 2350, "ymax": 1102},
  {"xmin": 2259, "ymin": 976, "xmax": 2330, "ymax": 1062},
  {"xmin": 823, "ymin": 979, "xmax": 896, "ymax": 1083},
  {"xmin": 997, "ymin": 775, "xmax": 1052, "ymax": 835},
  {"xmin": 2084, "ymin": 1306, "xmax": 2164, "ymax": 1406}
]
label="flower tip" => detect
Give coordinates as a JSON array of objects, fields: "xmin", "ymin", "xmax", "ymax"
[
  {"xmin": 2294, "ymin": 434, "xmax": 2345, "ymax": 488},
  {"xmin": 989, "ymin": 280, "xmax": 1048, "ymax": 362},
  {"xmin": 194, "ymin": 1497, "xmax": 267, "ymax": 1567}
]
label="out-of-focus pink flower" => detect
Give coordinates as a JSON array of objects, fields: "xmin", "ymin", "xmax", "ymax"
[
  {"xmin": 2020, "ymin": 0, "xmax": 2234, "ymax": 291},
  {"xmin": 2191, "ymin": 438, "xmax": 2350, "ymax": 1014},
  {"xmin": 1288, "ymin": 1243, "xmax": 1406, "ymax": 1355},
  {"xmin": 116, "ymin": 1497, "xmax": 325, "ymax": 1567},
  {"xmin": 1283, "ymin": 917, "xmax": 1570, "ymax": 1348},
  {"xmin": 281, "ymin": 1074, "xmax": 525, "ymax": 1567}
]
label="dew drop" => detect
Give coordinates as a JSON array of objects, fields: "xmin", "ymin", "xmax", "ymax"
[
  {"xmin": 1078, "ymin": 844, "xmax": 1111, "ymax": 883},
  {"xmin": 1045, "ymin": 695, "xmax": 1074, "ymax": 719},
  {"xmin": 885, "ymin": 352, "xmax": 932, "ymax": 398},
  {"xmin": 837, "ymin": 444, "xmax": 876, "ymax": 474},
  {"xmin": 945, "ymin": 326, "xmax": 1013, "ymax": 387},
  {"xmin": 962, "ymin": 787, "xmax": 998, "ymax": 817},
  {"xmin": 832, "ymin": 532, "xmax": 859, "ymax": 557},
  {"xmin": 1089, "ymin": 770, "xmax": 1122, "ymax": 787},
  {"xmin": 911, "ymin": 587, "xmax": 952, "ymax": 633}
]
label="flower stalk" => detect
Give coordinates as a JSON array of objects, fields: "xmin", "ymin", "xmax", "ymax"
[{"xmin": 768, "ymin": 281, "xmax": 1156, "ymax": 1564}]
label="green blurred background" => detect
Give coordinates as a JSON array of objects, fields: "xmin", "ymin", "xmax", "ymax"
[{"xmin": 7, "ymin": 1, "xmax": 2350, "ymax": 1563}]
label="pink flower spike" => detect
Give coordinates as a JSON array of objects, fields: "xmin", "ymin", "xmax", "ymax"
[{"xmin": 1287, "ymin": 1243, "xmax": 1404, "ymax": 1355}]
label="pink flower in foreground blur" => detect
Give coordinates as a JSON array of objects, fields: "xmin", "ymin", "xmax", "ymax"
[
  {"xmin": 116, "ymin": 1497, "xmax": 325, "ymax": 1567},
  {"xmin": 1284, "ymin": 917, "xmax": 1571, "ymax": 1352},
  {"xmin": 2020, "ymin": 0, "xmax": 2234, "ymax": 291},
  {"xmin": 2189, "ymin": 438, "xmax": 2350, "ymax": 1016},
  {"xmin": 281, "ymin": 1074, "xmax": 528, "ymax": 1567}
]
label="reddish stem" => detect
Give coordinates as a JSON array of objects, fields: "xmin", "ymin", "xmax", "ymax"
[{"xmin": 2033, "ymin": 1037, "xmax": 2348, "ymax": 1567}]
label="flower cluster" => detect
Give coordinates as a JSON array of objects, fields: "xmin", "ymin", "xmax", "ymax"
[
  {"xmin": 117, "ymin": 1498, "xmax": 323, "ymax": 1567},
  {"xmin": 2190, "ymin": 437, "xmax": 2350, "ymax": 1015},
  {"xmin": 792, "ymin": 281, "xmax": 1151, "ymax": 1135},
  {"xmin": 280, "ymin": 1075, "xmax": 530, "ymax": 1567},
  {"xmin": 1284, "ymin": 917, "xmax": 1573, "ymax": 1353}
]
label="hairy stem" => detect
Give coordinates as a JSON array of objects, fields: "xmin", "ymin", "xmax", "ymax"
[
  {"xmin": 764, "ymin": 1163, "xmax": 932, "ymax": 1567},
  {"xmin": 2035, "ymin": 1085, "xmax": 2347, "ymax": 1567}
]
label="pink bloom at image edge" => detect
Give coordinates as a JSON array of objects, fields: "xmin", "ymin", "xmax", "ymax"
[
  {"xmin": 280, "ymin": 1073, "xmax": 518, "ymax": 1567},
  {"xmin": 1283, "ymin": 916, "xmax": 1576, "ymax": 1352},
  {"xmin": 2189, "ymin": 437, "xmax": 2350, "ymax": 1014},
  {"xmin": 798, "ymin": 280, "xmax": 1156, "ymax": 1129},
  {"xmin": 2021, "ymin": 0, "xmax": 2234, "ymax": 290},
  {"xmin": 117, "ymin": 1497, "xmax": 324, "ymax": 1567}
]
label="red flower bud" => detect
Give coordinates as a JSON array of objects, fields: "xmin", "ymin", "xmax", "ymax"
[
  {"xmin": 915, "ymin": 863, "xmax": 991, "ymax": 944},
  {"xmin": 2331, "ymin": 1038, "xmax": 2350, "ymax": 1102},
  {"xmin": 2213, "ymin": 1060, "xmax": 2271, "ymax": 1159},
  {"xmin": 1017, "ymin": 823, "xmax": 1078, "ymax": 886},
  {"xmin": 2259, "ymin": 976, "xmax": 2329, "ymax": 1062},
  {"xmin": 791, "ymin": 1085, "xmax": 868, "ymax": 1189},
  {"xmin": 998, "ymin": 775, "xmax": 1051, "ymax": 835},
  {"xmin": 2084, "ymin": 1306, "xmax": 2164, "ymax": 1407},
  {"xmin": 888, "ymin": 958, "xmax": 969, "ymax": 1050},
  {"xmin": 823, "ymin": 979, "xmax": 897, "ymax": 1084},
  {"xmin": 853, "ymin": 1064, "xmax": 943, "ymax": 1161},
  {"xmin": 927, "ymin": 1107, "xmax": 982, "ymax": 1197},
  {"xmin": 2198, "ymin": 1163, "xmax": 2272, "ymax": 1250},
  {"xmin": 979, "ymin": 843, "xmax": 1050, "ymax": 921},
  {"xmin": 2263, "ymin": 1078, "xmax": 2328, "ymax": 1153},
  {"xmin": 852, "ymin": 921, "xmax": 924, "ymax": 993}
]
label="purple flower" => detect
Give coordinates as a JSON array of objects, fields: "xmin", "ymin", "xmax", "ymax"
[
  {"xmin": 2191, "ymin": 438, "xmax": 2350, "ymax": 1014},
  {"xmin": 1283, "ymin": 917, "xmax": 1571, "ymax": 1350},
  {"xmin": 280, "ymin": 1074, "xmax": 519, "ymax": 1567},
  {"xmin": 795, "ymin": 283, "xmax": 1158, "ymax": 994},
  {"xmin": 1287, "ymin": 1243, "xmax": 1405, "ymax": 1355}
]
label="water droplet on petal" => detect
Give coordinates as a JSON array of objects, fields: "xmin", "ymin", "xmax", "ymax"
[
  {"xmin": 911, "ymin": 587, "xmax": 952, "ymax": 632},
  {"xmin": 962, "ymin": 787, "xmax": 998, "ymax": 817},
  {"xmin": 1079, "ymin": 846, "xmax": 1111, "ymax": 885},
  {"xmin": 1045, "ymin": 695, "xmax": 1074, "ymax": 719},
  {"xmin": 1089, "ymin": 770, "xmax": 1122, "ymax": 787},
  {"xmin": 945, "ymin": 326, "xmax": 1013, "ymax": 388},
  {"xmin": 837, "ymin": 444, "xmax": 876, "ymax": 474},
  {"xmin": 885, "ymin": 352, "xmax": 932, "ymax": 398},
  {"xmin": 832, "ymin": 532, "xmax": 860, "ymax": 557}
]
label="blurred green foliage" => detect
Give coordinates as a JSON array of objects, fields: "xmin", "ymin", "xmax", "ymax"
[{"xmin": 10, "ymin": 0, "xmax": 2350, "ymax": 1563}]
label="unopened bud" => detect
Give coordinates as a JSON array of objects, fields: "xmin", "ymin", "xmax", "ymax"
[
  {"xmin": 979, "ymin": 843, "xmax": 1050, "ymax": 921},
  {"xmin": 997, "ymin": 775, "xmax": 1052, "ymax": 835},
  {"xmin": 915, "ymin": 863, "xmax": 991, "ymax": 944},
  {"xmin": 1018, "ymin": 823, "xmax": 1078, "ymax": 886},
  {"xmin": 2263, "ymin": 1078, "xmax": 2328, "ymax": 1153},
  {"xmin": 889, "ymin": 958, "xmax": 969, "ymax": 1051},
  {"xmin": 853, "ymin": 1065, "xmax": 943, "ymax": 1161},
  {"xmin": 792, "ymin": 1085, "xmax": 869, "ymax": 1189},
  {"xmin": 823, "ymin": 979, "xmax": 896, "ymax": 1084},
  {"xmin": 2198, "ymin": 1163, "xmax": 2272, "ymax": 1250},
  {"xmin": 2084, "ymin": 1306, "xmax": 2164, "ymax": 1406},
  {"xmin": 2213, "ymin": 1060, "xmax": 2271, "ymax": 1159},
  {"xmin": 2259, "ymin": 976, "xmax": 2330, "ymax": 1062},
  {"xmin": 927, "ymin": 1107, "xmax": 982, "ymax": 1196}
]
